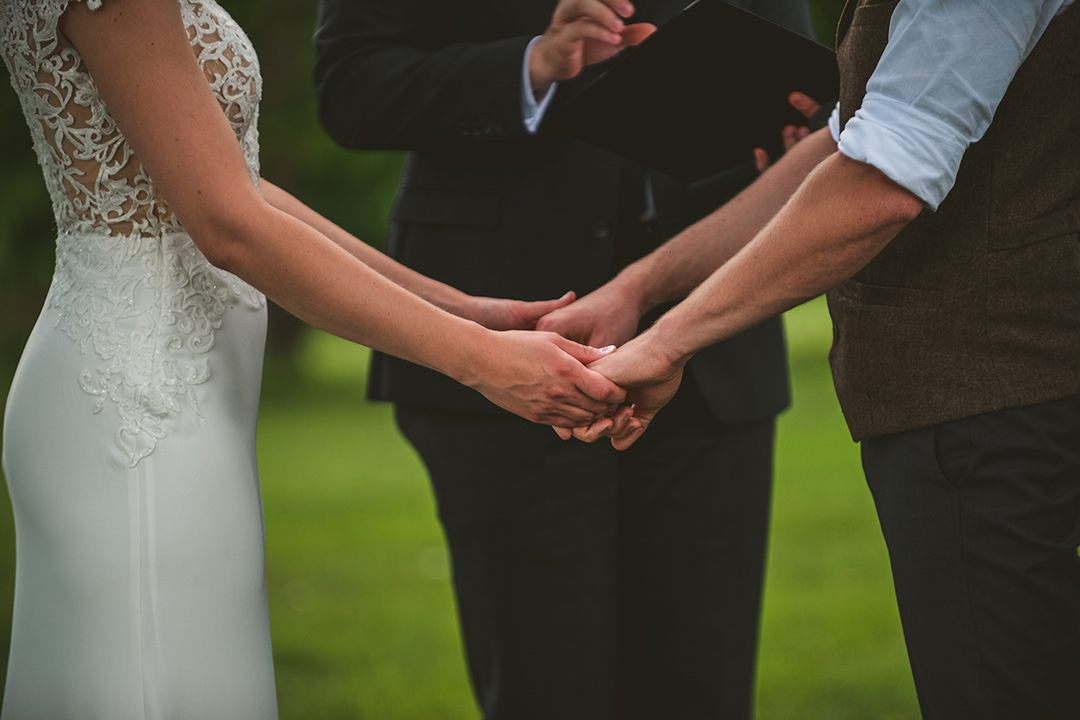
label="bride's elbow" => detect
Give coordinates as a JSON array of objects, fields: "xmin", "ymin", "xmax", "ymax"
[
  {"xmin": 196, "ymin": 235, "xmax": 243, "ymax": 274},
  {"xmin": 182, "ymin": 199, "xmax": 265, "ymax": 275}
]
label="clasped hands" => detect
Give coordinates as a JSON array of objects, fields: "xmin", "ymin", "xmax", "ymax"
[
  {"xmin": 536, "ymin": 279, "xmax": 686, "ymax": 450},
  {"xmin": 459, "ymin": 280, "xmax": 680, "ymax": 451},
  {"xmin": 465, "ymin": 0, "xmax": 821, "ymax": 448}
]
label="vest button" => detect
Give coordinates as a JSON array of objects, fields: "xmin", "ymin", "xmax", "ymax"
[{"xmin": 592, "ymin": 220, "xmax": 610, "ymax": 239}]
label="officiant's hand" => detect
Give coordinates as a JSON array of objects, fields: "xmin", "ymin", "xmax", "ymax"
[
  {"xmin": 529, "ymin": 0, "xmax": 656, "ymax": 92},
  {"xmin": 754, "ymin": 91, "xmax": 823, "ymax": 172},
  {"xmin": 534, "ymin": 277, "xmax": 645, "ymax": 348}
]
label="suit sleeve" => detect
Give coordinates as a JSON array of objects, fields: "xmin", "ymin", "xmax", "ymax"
[{"xmin": 313, "ymin": 0, "xmax": 536, "ymax": 150}]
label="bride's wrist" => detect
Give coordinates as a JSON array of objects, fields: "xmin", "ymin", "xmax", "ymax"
[
  {"xmin": 436, "ymin": 321, "xmax": 498, "ymax": 390},
  {"xmin": 421, "ymin": 284, "xmax": 472, "ymax": 319}
]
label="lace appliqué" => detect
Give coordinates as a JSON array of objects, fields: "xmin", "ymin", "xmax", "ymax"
[{"xmin": 2, "ymin": 0, "xmax": 266, "ymax": 466}]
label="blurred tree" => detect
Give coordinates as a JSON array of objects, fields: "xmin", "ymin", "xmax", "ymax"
[{"xmin": 810, "ymin": 0, "xmax": 847, "ymax": 46}]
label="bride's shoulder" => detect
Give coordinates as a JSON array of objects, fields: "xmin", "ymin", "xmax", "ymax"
[
  {"xmin": 2, "ymin": 0, "xmax": 104, "ymax": 15},
  {"xmin": 1, "ymin": 1, "xmax": 101, "ymax": 60},
  {"xmin": 1, "ymin": 0, "xmax": 103, "ymax": 30}
]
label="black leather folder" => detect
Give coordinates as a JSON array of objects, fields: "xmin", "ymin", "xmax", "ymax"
[{"xmin": 545, "ymin": 0, "xmax": 839, "ymax": 188}]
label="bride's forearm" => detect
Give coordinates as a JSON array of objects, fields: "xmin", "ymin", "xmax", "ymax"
[
  {"xmin": 57, "ymin": 0, "xmax": 619, "ymax": 427},
  {"xmin": 258, "ymin": 178, "xmax": 472, "ymax": 314},
  {"xmin": 186, "ymin": 187, "xmax": 481, "ymax": 386}
]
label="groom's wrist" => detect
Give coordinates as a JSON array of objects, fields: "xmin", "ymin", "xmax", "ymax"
[
  {"xmin": 607, "ymin": 262, "xmax": 656, "ymax": 318},
  {"xmin": 646, "ymin": 312, "xmax": 700, "ymax": 370}
]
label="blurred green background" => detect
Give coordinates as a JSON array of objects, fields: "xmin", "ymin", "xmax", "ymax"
[{"xmin": 0, "ymin": 0, "xmax": 922, "ymax": 717}]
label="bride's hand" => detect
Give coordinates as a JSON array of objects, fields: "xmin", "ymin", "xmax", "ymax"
[
  {"xmin": 459, "ymin": 291, "xmax": 578, "ymax": 331},
  {"xmin": 553, "ymin": 338, "xmax": 685, "ymax": 449},
  {"xmin": 466, "ymin": 330, "xmax": 627, "ymax": 427}
]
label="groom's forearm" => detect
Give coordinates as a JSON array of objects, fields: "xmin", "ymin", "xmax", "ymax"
[
  {"xmin": 646, "ymin": 151, "xmax": 924, "ymax": 362},
  {"xmin": 622, "ymin": 128, "xmax": 840, "ymax": 314}
]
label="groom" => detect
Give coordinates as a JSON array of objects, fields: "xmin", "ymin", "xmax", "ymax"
[{"xmin": 313, "ymin": 1, "xmax": 814, "ymax": 718}]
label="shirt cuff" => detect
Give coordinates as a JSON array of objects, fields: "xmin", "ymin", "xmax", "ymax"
[
  {"xmin": 521, "ymin": 36, "xmax": 557, "ymax": 135},
  {"xmin": 837, "ymin": 93, "xmax": 970, "ymax": 211}
]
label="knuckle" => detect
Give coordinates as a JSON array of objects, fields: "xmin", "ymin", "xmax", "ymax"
[{"xmin": 544, "ymin": 383, "xmax": 568, "ymax": 400}]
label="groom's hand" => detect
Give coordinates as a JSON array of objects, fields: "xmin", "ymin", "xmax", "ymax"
[
  {"xmin": 553, "ymin": 339, "xmax": 685, "ymax": 450},
  {"xmin": 529, "ymin": 0, "xmax": 656, "ymax": 92},
  {"xmin": 535, "ymin": 277, "xmax": 645, "ymax": 348},
  {"xmin": 462, "ymin": 291, "xmax": 578, "ymax": 331}
]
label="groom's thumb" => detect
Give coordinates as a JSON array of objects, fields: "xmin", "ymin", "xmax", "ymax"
[{"xmin": 520, "ymin": 290, "xmax": 576, "ymax": 326}]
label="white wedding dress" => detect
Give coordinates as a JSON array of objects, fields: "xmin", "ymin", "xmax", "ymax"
[{"xmin": 1, "ymin": 0, "xmax": 278, "ymax": 717}]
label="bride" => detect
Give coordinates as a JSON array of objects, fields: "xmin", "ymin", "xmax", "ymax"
[{"xmin": 0, "ymin": 0, "xmax": 624, "ymax": 716}]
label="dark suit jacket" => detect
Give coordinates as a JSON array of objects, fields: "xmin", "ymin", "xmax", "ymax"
[{"xmin": 313, "ymin": 0, "xmax": 810, "ymax": 424}]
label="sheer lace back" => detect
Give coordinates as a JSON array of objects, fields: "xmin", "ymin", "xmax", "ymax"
[{"xmin": 1, "ymin": 0, "xmax": 267, "ymax": 466}]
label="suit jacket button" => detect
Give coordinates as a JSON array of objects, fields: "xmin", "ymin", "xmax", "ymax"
[{"xmin": 592, "ymin": 220, "xmax": 610, "ymax": 238}]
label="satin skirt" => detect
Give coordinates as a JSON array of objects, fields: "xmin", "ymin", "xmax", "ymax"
[{"xmin": 1, "ymin": 281, "xmax": 277, "ymax": 719}]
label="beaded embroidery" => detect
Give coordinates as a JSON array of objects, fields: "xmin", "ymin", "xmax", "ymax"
[{"xmin": 1, "ymin": 0, "xmax": 266, "ymax": 466}]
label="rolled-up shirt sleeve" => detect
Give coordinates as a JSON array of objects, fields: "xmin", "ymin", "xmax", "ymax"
[{"xmin": 836, "ymin": 0, "xmax": 1071, "ymax": 210}]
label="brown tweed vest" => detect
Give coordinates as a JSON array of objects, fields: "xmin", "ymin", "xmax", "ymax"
[{"xmin": 825, "ymin": 0, "xmax": 1080, "ymax": 441}]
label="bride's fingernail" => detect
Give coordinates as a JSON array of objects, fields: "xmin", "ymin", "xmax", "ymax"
[
  {"xmin": 598, "ymin": 345, "xmax": 616, "ymax": 354},
  {"xmin": 560, "ymin": 291, "xmax": 573, "ymax": 300}
]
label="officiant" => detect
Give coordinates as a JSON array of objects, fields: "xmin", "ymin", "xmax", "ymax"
[{"xmin": 312, "ymin": 1, "xmax": 815, "ymax": 718}]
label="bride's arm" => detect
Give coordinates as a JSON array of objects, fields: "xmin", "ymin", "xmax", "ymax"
[
  {"xmin": 58, "ymin": 0, "xmax": 624, "ymax": 426},
  {"xmin": 258, "ymin": 179, "xmax": 577, "ymax": 331}
]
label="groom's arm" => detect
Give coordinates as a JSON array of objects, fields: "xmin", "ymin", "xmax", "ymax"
[
  {"xmin": 536, "ymin": 117, "xmax": 836, "ymax": 347},
  {"xmin": 571, "ymin": 155, "xmax": 921, "ymax": 447}
]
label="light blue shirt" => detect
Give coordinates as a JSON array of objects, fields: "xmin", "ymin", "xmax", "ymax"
[
  {"xmin": 521, "ymin": 36, "xmax": 556, "ymax": 135},
  {"xmin": 829, "ymin": 0, "xmax": 1075, "ymax": 210}
]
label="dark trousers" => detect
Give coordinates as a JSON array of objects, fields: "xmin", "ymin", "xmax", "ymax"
[
  {"xmin": 395, "ymin": 378, "xmax": 776, "ymax": 720},
  {"xmin": 862, "ymin": 393, "xmax": 1080, "ymax": 720}
]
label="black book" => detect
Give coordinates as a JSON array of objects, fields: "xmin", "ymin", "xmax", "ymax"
[{"xmin": 545, "ymin": 0, "xmax": 839, "ymax": 189}]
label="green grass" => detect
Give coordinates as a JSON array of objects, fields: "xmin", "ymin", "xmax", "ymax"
[
  {"xmin": 757, "ymin": 299, "xmax": 918, "ymax": 719},
  {"xmin": 0, "ymin": 297, "xmax": 920, "ymax": 718}
]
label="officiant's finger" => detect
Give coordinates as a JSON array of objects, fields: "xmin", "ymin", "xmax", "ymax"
[
  {"xmin": 788, "ymin": 91, "xmax": 821, "ymax": 119},
  {"xmin": 618, "ymin": 22, "xmax": 656, "ymax": 47},
  {"xmin": 560, "ymin": 17, "xmax": 624, "ymax": 46},
  {"xmin": 782, "ymin": 124, "xmax": 810, "ymax": 152},
  {"xmin": 754, "ymin": 147, "xmax": 770, "ymax": 173},
  {"xmin": 553, "ymin": 0, "xmax": 633, "ymax": 32}
]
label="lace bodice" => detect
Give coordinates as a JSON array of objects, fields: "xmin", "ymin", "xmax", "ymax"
[{"xmin": 1, "ymin": 0, "xmax": 267, "ymax": 466}]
